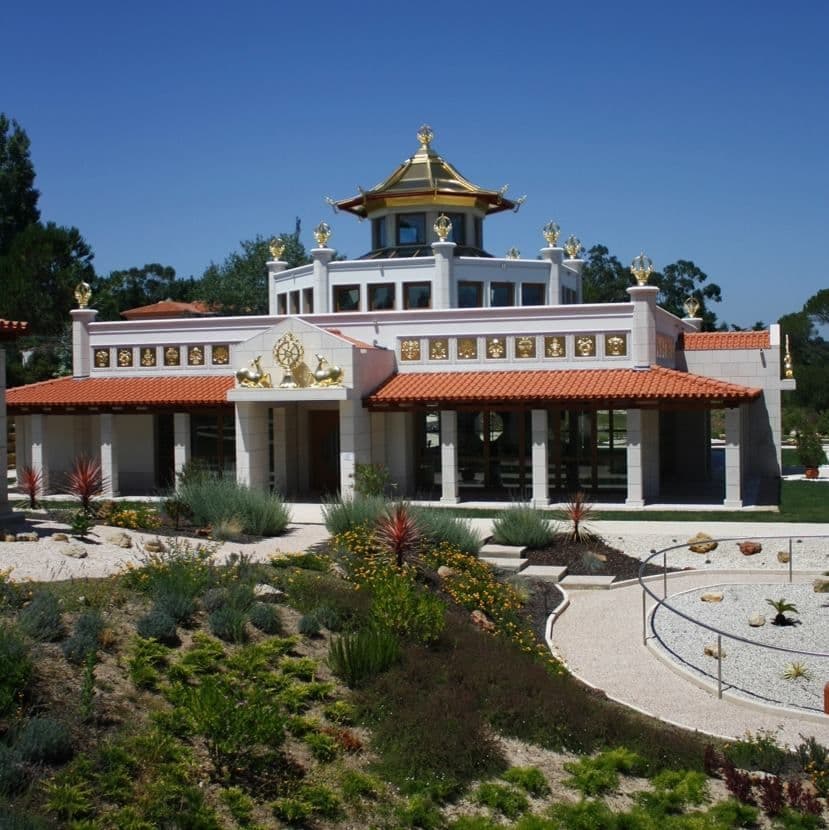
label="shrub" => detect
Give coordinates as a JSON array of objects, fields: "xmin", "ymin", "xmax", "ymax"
[
  {"xmin": 18, "ymin": 590, "xmax": 64, "ymax": 642},
  {"xmin": 297, "ymin": 613, "xmax": 322, "ymax": 637},
  {"xmin": 377, "ymin": 502, "xmax": 422, "ymax": 567},
  {"xmin": 62, "ymin": 610, "xmax": 104, "ymax": 664},
  {"xmin": 271, "ymin": 551, "xmax": 329, "ymax": 571},
  {"xmin": 492, "ymin": 505, "xmax": 556, "ymax": 548},
  {"xmin": 547, "ymin": 799, "xmax": 617, "ymax": 829},
  {"xmin": 796, "ymin": 426, "xmax": 827, "ymax": 468},
  {"xmin": 563, "ymin": 747, "xmax": 645, "ymax": 796},
  {"xmin": 411, "ymin": 506, "xmax": 482, "ymax": 555},
  {"xmin": 353, "ymin": 462, "xmax": 393, "ymax": 497},
  {"xmin": 339, "ymin": 769, "xmax": 381, "ymax": 802},
  {"xmin": 136, "ymin": 608, "xmax": 179, "ymax": 646},
  {"xmin": 208, "ymin": 606, "xmax": 248, "ymax": 643},
  {"xmin": 0, "ymin": 746, "xmax": 27, "ymax": 796},
  {"xmin": 322, "ymin": 494, "xmax": 387, "ymax": 534},
  {"xmin": 474, "ymin": 781, "xmax": 529, "ymax": 819},
  {"xmin": 69, "ymin": 508, "xmax": 94, "ymax": 538},
  {"xmin": 395, "ymin": 794, "xmax": 444, "ymax": 829},
  {"xmin": 19, "ymin": 465, "xmax": 43, "ymax": 509},
  {"xmin": 370, "ymin": 570, "xmax": 445, "ymax": 644},
  {"xmin": 16, "ymin": 717, "xmax": 74, "ymax": 764},
  {"xmin": 271, "ymin": 797, "xmax": 312, "ymax": 824},
  {"xmin": 127, "ymin": 636, "xmax": 170, "ymax": 689},
  {"xmin": 636, "ymin": 769, "xmax": 708, "ymax": 814},
  {"xmin": 328, "ymin": 627, "xmax": 401, "ymax": 687},
  {"xmin": 724, "ymin": 729, "xmax": 789, "ymax": 775},
  {"xmin": 248, "ymin": 602, "xmax": 283, "ymax": 634},
  {"xmin": 64, "ymin": 456, "xmax": 106, "ymax": 511},
  {"xmin": 323, "ymin": 700, "xmax": 357, "ymax": 725},
  {"xmin": 128, "ymin": 539, "xmax": 216, "ymax": 601},
  {"xmin": 201, "ymin": 586, "xmax": 228, "ymax": 613},
  {"xmin": 558, "ymin": 490, "xmax": 595, "ymax": 542},
  {"xmin": 0, "ymin": 805, "xmax": 49, "ymax": 829},
  {"xmin": 154, "ymin": 590, "xmax": 196, "ymax": 625},
  {"xmin": 220, "ymin": 786, "xmax": 254, "ymax": 825},
  {"xmin": 106, "ymin": 503, "xmax": 162, "ymax": 530},
  {"xmin": 502, "ymin": 766, "xmax": 550, "ymax": 797},
  {"xmin": 305, "ymin": 731, "xmax": 338, "ymax": 762},
  {"xmin": 0, "ymin": 625, "xmax": 32, "ymax": 714}
]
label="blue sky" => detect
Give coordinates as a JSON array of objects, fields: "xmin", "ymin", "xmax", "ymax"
[{"xmin": 3, "ymin": 0, "xmax": 827, "ymax": 327}]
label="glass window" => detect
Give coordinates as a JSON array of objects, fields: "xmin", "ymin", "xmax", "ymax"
[
  {"xmin": 521, "ymin": 283, "xmax": 546, "ymax": 306},
  {"xmin": 474, "ymin": 217, "xmax": 483, "ymax": 248},
  {"xmin": 458, "ymin": 281, "xmax": 482, "ymax": 308},
  {"xmin": 190, "ymin": 412, "xmax": 236, "ymax": 477},
  {"xmin": 369, "ymin": 283, "xmax": 395, "ymax": 310},
  {"xmin": 334, "ymin": 285, "xmax": 360, "ymax": 312},
  {"xmin": 561, "ymin": 286, "xmax": 578, "ymax": 304},
  {"xmin": 290, "ymin": 291, "xmax": 300, "ymax": 314},
  {"xmin": 277, "ymin": 294, "xmax": 287, "ymax": 315},
  {"xmin": 397, "ymin": 213, "xmax": 426, "ymax": 245},
  {"xmin": 372, "ymin": 217, "xmax": 387, "ymax": 249},
  {"xmin": 446, "ymin": 212, "xmax": 466, "ymax": 245},
  {"xmin": 302, "ymin": 287, "xmax": 314, "ymax": 313},
  {"xmin": 404, "ymin": 282, "xmax": 431, "ymax": 309},
  {"xmin": 490, "ymin": 282, "xmax": 514, "ymax": 307}
]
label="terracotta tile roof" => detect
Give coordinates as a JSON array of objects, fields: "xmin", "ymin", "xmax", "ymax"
[
  {"xmin": 0, "ymin": 319, "xmax": 28, "ymax": 339},
  {"xmin": 7, "ymin": 375, "xmax": 234, "ymax": 410},
  {"xmin": 324, "ymin": 328, "xmax": 375, "ymax": 349},
  {"xmin": 366, "ymin": 366, "xmax": 761, "ymax": 408},
  {"xmin": 679, "ymin": 331, "xmax": 770, "ymax": 351},
  {"xmin": 120, "ymin": 300, "xmax": 213, "ymax": 319}
]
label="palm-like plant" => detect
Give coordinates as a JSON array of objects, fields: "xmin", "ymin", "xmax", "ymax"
[
  {"xmin": 19, "ymin": 465, "xmax": 44, "ymax": 508},
  {"xmin": 560, "ymin": 491, "xmax": 595, "ymax": 543},
  {"xmin": 376, "ymin": 503, "xmax": 421, "ymax": 568},
  {"xmin": 766, "ymin": 597, "xmax": 799, "ymax": 626},
  {"xmin": 64, "ymin": 457, "xmax": 107, "ymax": 512}
]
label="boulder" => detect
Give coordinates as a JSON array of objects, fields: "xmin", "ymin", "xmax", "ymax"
[
  {"xmin": 107, "ymin": 532, "xmax": 132, "ymax": 549},
  {"xmin": 15, "ymin": 532, "xmax": 38, "ymax": 543},
  {"xmin": 143, "ymin": 539, "xmax": 166, "ymax": 554},
  {"xmin": 813, "ymin": 578, "xmax": 829, "ymax": 594},
  {"xmin": 701, "ymin": 592, "xmax": 724, "ymax": 603},
  {"xmin": 738, "ymin": 541, "xmax": 762, "ymax": 556},
  {"xmin": 64, "ymin": 544, "xmax": 88, "ymax": 559},
  {"xmin": 51, "ymin": 533, "xmax": 69, "ymax": 543},
  {"xmin": 688, "ymin": 532, "xmax": 718, "ymax": 554},
  {"xmin": 704, "ymin": 643, "xmax": 726, "ymax": 659},
  {"xmin": 3, "ymin": 534, "xmax": 16, "ymax": 543},
  {"xmin": 470, "ymin": 609, "xmax": 495, "ymax": 633},
  {"xmin": 253, "ymin": 583, "xmax": 286, "ymax": 603},
  {"xmin": 748, "ymin": 614, "xmax": 766, "ymax": 627},
  {"xmin": 330, "ymin": 562, "xmax": 348, "ymax": 579},
  {"xmin": 777, "ymin": 550, "xmax": 791, "ymax": 564},
  {"xmin": 437, "ymin": 565, "xmax": 456, "ymax": 579}
]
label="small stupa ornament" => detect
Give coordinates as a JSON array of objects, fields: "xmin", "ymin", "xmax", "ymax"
[
  {"xmin": 630, "ymin": 251, "xmax": 654, "ymax": 286},
  {"xmin": 74, "ymin": 281, "xmax": 92, "ymax": 309},
  {"xmin": 506, "ymin": 247, "xmax": 521, "ymax": 259},
  {"xmin": 784, "ymin": 334, "xmax": 794, "ymax": 379},
  {"xmin": 313, "ymin": 221, "xmax": 332, "ymax": 247},
  {"xmin": 563, "ymin": 235, "xmax": 583, "ymax": 259},
  {"xmin": 417, "ymin": 124, "xmax": 434, "ymax": 148},
  {"xmin": 683, "ymin": 295, "xmax": 701, "ymax": 318},
  {"xmin": 269, "ymin": 236, "xmax": 286, "ymax": 260},
  {"xmin": 542, "ymin": 220, "xmax": 561, "ymax": 246},
  {"xmin": 433, "ymin": 213, "xmax": 452, "ymax": 241}
]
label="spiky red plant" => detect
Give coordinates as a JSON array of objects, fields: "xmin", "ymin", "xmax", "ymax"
[
  {"xmin": 561, "ymin": 490, "xmax": 595, "ymax": 542},
  {"xmin": 376, "ymin": 503, "xmax": 422, "ymax": 568},
  {"xmin": 64, "ymin": 456, "xmax": 106, "ymax": 512},
  {"xmin": 19, "ymin": 465, "xmax": 44, "ymax": 508}
]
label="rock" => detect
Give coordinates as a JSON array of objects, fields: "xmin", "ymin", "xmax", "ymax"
[
  {"xmin": 738, "ymin": 541, "xmax": 762, "ymax": 556},
  {"xmin": 748, "ymin": 614, "xmax": 766, "ymax": 627},
  {"xmin": 253, "ymin": 583, "xmax": 285, "ymax": 603},
  {"xmin": 470, "ymin": 609, "xmax": 495, "ymax": 633},
  {"xmin": 330, "ymin": 562, "xmax": 348, "ymax": 579},
  {"xmin": 813, "ymin": 578, "xmax": 829, "ymax": 594},
  {"xmin": 3, "ymin": 534, "xmax": 16, "ymax": 543},
  {"xmin": 688, "ymin": 532, "xmax": 718, "ymax": 554},
  {"xmin": 701, "ymin": 592, "xmax": 724, "ymax": 603},
  {"xmin": 64, "ymin": 544, "xmax": 88, "ymax": 559},
  {"xmin": 51, "ymin": 533, "xmax": 69, "ymax": 542},
  {"xmin": 107, "ymin": 531, "xmax": 133, "ymax": 549},
  {"xmin": 437, "ymin": 565, "xmax": 456, "ymax": 579},
  {"xmin": 15, "ymin": 532, "xmax": 38, "ymax": 543},
  {"xmin": 704, "ymin": 643, "xmax": 726, "ymax": 659},
  {"xmin": 143, "ymin": 539, "xmax": 166, "ymax": 554},
  {"xmin": 777, "ymin": 550, "xmax": 790, "ymax": 564}
]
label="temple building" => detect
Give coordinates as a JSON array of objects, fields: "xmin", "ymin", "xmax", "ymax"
[{"xmin": 7, "ymin": 127, "xmax": 795, "ymax": 508}]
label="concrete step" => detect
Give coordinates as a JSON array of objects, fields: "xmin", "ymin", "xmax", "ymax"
[
  {"xmin": 519, "ymin": 565, "xmax": 568, "ymax": 582},
  {"xmin": 558, "ymin": 574, "xmax": 616, "ymax": 590},
  {"xmin": 480, "ymin": 556, "xmax": 529, "ymax": 573},
  {"xmin": 479, "ymin": 543, "xmax": 527, "ymax": 559}
]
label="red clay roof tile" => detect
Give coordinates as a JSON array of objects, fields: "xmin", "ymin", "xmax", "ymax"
[
  {"xmin": 120, "ymin": 300, "xmax": 213, "ymax": 319},
  {"xmin": 679, "ymin": 331, "xmax": 770, "ymax": 350}
]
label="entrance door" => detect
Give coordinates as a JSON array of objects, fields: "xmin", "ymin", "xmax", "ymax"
[
  {"xmin": 155, "ymin": 414, "xmax": 175, "ymax": 489},
  {"xmin": 308, "ymin": 411, "xmax": 340, "ymax": 495}
]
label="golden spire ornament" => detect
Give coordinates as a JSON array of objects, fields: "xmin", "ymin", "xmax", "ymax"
[
  {"xmin": 563, "ymin": 235, "xmax": 583, "ymax": 259},
  {"xmin": 313, "ymin": 221, "xmax": 332, "ymax": 247},
  {"xmin": 542, "ymin": 220, "xmax": 561, "ymax": 246},
  {"xmin": 417, "ymin": 124, "xmax": 434, "ymax": 148},
  {"xmin": 630, "ymin": 251, "xmax": 654, "ymax": 286},
  {"xmin": 506, "ymin": 247, "xmax": 521, "ymax": 259},
  {"xmin": 433, "ymin": 214, "xmax": 452, "ymax": 241},
  {"xmin": 683, "ymin": 295, "xmax": 701, "ymax": 318},
  {"xmin": 269, "ymin": 237, "xmax": 286, "ymax": 260},
  {"xmin": 784, "ymin": 334, "xmax": 794, "ymax": 379},
  {"xmin": 74, "ymin": 281, "xmax": 92, "ymax": 309}
]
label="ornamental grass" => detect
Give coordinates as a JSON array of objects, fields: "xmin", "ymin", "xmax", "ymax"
[{"xmin": 491, "ymin": 505, "xmax": 556, "ymax": 548}]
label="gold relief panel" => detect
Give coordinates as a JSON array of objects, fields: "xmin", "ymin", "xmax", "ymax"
[
  {"xmin": 486, "ymin": 337, "xmax": 506, "ymax": 359},
  {"xmin": 400, "ymin": 339, "xmax": 421, "ymax": 361},
  {"xmin": 429, "ymin": 338, "xmax": 448, "ymax": 360},
  {"xmin": 457, "ymin": 337, "xmax": 477, "ymax": 360},
  {"xmin": 140, "ymin": 347, "xmax": 157, "ymax": 367},
  {"xmin": 188, "ymin": 345, "xmax": 205, "ymax": 366},
  {"xmin": 212, "ymin": 345, "xmax": 230, "ymax": 365},
  {"xmin": 575, "ymin": 335, "xmax": 596, "ymax": 357},
  {"xmin": 515, "ymin": 336, "xmax": 536, "ymax": 359},
  {"xmin": 94, "ymin": 349, "xmax": 110, "ymax": 368},
  {"xmin": 544, "ymin": 336, "xmax": 566, "ymax": 358},
  {"xmin": 117, "ymin": 348, "xmax": 133, "ymax": 368},
  {"xmin": 605, "ymin": 334, "xmax": 627, "ymax": 357},
  {"xmin": 164, "ymin": 346, "xmax": 181, "ymax": 367}
]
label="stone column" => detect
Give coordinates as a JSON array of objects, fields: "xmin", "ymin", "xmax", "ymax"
[
  {"xmin": 272, "ymin": 406, "xmax": 298, "ymax": 496},
  {"xmin": 267, "ymin": 259, "xmax": 287, "ymax": 316},
  {"xmin": 235, "ymin": 403, "xmax": 270, "ymax": 490},
  {"xmin": 70, "ymin": 308, "xmax": 98, "ymax": 379},
  {"xmin": 173, "ymin": 413, "xmax": 191, "ymax": 486},
  {"xmin": 625, "ymin": 409, "xmax": 644, "ymax": 506},
  {"xmin": 724, "ymin": 406, "xmax": 743, "ymax": 508},
  {"xmin": 312, "ymin": 248, "xmax": 335, "ymax": 314},
  {"xmin": 531, "ymin": 409, "xmax": 549, "ymax": 507},
  {"xmin": 99, "ymin": 413, "xmax": 119, "ymax": 497},
  {"xmin": 440, "ymin": 410, "xmax": 459, "ymax": 504},
  {"xmin": 626, "ymin": 285, "xmax": 659, "ymax": 369},
  {"xmin": 431, "ymin": 240, "xmax": 456, "ymax": 309},
  {"xmin": 339, "ymin": 400, "xmax": 372, "ymax": 499},
  {"xmin": 625, "ymin": 408, "xmax": 660, "ymax": 505},
  {"xmin": 540, "ymin": 247, "xmax": 563, "ymax": 304},
  {"xmin": 30, "ymin": 414, "xmax": 46, "ymax": 494},
  {"xmin": 562, "ymin": 256, "xmax": 585, "ymax": 303}
]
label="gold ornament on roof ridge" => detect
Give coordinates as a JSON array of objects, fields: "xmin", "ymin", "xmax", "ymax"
[
  {"xmin": 417, "ymin": 124, "xmax": 434, "ymax": 148},
  {"xmin": 630, "ymin": 251, "xmax": 654, "ymax": 286},
  {"xmin": 313, "ymin": 222, "xmax": 332, "ymax": 247},
  {"xmin": 74, "ymin": 281, "xmax": 92, "ymax": 309},
  {"xmin": 683, "ymin": 295, "xmax": 701, "ymax": 318},
  {"xmin": 506, "ymin": 247, "xmax": 521, "ymax": 260},
  {"xmin": 542, "ymin": 221, "xmax": 561, "ymax": 246},
  {"xmin": 433, "ymin": 213, "xmax": 452, "ymax": 241},
  {"xmin": 563, "ymin": 235, "xmax": 583, "ymax": 259},
  {"xmin": 269, "ymin": 236, "xmax": 286, "ymax": 260},
  {"xmin": 784, "ymin": 334, "xmax": 794, "ymax": 379}
]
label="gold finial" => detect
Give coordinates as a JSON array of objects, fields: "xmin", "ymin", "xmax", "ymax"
[
  {"xmin": 269, "ymin": 236, "xmax": 286, "ymax": 260},
  {"xmin": 542, "ymin": 220, "xmax": 561, "ymax": 246},
  {"xmin": 683, "ymin": 295, "xmax": 701, "ymax": 318},
  {"xmin": 784, "ymin": 334, "xmax": 794, "ymax": 379},
  {"xmin": 506, "ymin": 247, "xmax": 521, "ymax": 259},
  {"xmin": 313, "ymin": 221, "xmax": 332, "ymax": 247},
  {"xmin": 630, "ymin": 251, "xmax": 654, "ymax": 286},
  {"xmin": 563, "ymin": 235, "xmax": 583, "ymax": 259},
  {"xmin": 433, "ymin": 213, "xmax": 453, "ymax": 242},
  {"xmin": 417, "ymin": 124, "xmax": 434, "ymax": 148},
  {"xmin": 74, "ymin": 281, "xmax": 92, "ymax": 309}
]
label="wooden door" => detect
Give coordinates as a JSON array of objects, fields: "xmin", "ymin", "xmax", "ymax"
[{"xmin": 308, "ymin": 411, "xmax": 340, "ymax": 495}]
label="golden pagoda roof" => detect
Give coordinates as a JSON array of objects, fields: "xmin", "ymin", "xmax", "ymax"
[{"xmin": 334, "ymin": 125, "xmax": 519, "ymax": 218}]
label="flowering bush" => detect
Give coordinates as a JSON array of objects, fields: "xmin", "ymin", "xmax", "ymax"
[{"xmin": 100, "ymin": 503, "xmax": 162, "ymax": 531}]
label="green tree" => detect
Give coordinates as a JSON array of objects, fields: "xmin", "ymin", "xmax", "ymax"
[
  {"xmin": 0, "ymin": 113, "xmax": 40, "ymax": 254},
  {"xmin": 654, "ymin": 259, "xmax": 721, "ymax": 329},
  {"xmin": 92, "ymin": 263, "xmax": 197, "ymax": 320},
  {"xmin": 581, "ymin": 244, "xmax": 631, "ymax": 304}
]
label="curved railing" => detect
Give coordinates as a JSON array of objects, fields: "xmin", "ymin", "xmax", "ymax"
[{"xmin": 638, "ymin": 535, "xmax": 829, "ymax": 711}]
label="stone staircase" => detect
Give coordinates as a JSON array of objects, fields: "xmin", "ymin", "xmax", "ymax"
[{"xmin": 479, "ymin": 544, "xmax": 616, "ymax": 588}]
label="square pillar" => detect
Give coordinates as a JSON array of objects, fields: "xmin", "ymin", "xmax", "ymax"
[
  {"xmin": 272, "ymin": 406, "xmax": 298, "ymax": 496},
  {"xmin": 531, "ymin": 409, "xmax": 549, "ymax": 507},
  {"xmin": 173, "ymin": 413, "xmax": 191, "ymax": 486},
  {"xmin": 440, "ymin": 410, "xmax": 459, "ymax": 504},
  {"xmin": 625, "ymin": 409, "xmax": 660, "ymax": 505},
  {"xmin": 30, "ymin": 414, "xmax": 46, "ymax": 494},
  {"xmin": 235, "ymin": 403, "xmax": 270, "ymax": 490},
  {"xmin": 625, "ymin": 409, "xmax": 644, "ymax": 506},
  {"xmin": 0, "ymin": 348, "xmax": 8, "ymax": 517},
  {"xmin": 339, "ymin": 400, "xmax": 372, "ymax": 499},
  {"xmin": 724, "ymin": 406, "xmax": 743, "ymax": 508},
  {"xmin": 99, "ymin": 413, "xmax": 119, "ymax": 498}
]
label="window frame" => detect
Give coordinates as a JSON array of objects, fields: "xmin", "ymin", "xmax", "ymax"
[
  {"xmin": 403, "ymin": 281, "xmax": 432, "ymax": 310},
  {"xmin": 333, "ymin": 284, "xmax": 361, "ymax": 313},
  {"xmin": 396, "ymin": 213, "xmax": 426, "ymax": 246}
]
